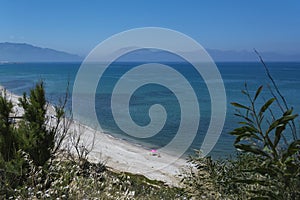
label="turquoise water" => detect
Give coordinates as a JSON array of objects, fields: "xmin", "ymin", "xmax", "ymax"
[{"xmin": 1, "ymin": 61, "xmax": 300, "ymax": 158}]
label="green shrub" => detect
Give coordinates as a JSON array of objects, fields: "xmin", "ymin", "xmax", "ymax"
[
  {"xmin": 0, "ymin": 82, "xmax": 69, "ymax": 198},
  {"xmin": 18, "ymin": 81, "xmax": 55, "ymax": 166},
  {"xmin": 184, "ymin": 57, "xmax": 300, "ymax": 199},
  {"xmin": 230, "ymin": 84, "xmax": 300, "ymax": 199},
  {"xmin": 0, "ymin": 90, "xmax": 18, "ymax": 162}
]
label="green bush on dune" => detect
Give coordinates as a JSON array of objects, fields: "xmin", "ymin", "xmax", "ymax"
[
  {"xmin": 18, "ymin": 81, "xmax": 55, "ymax": 166},
  {"xmin": 0, "ymin": 90, "xmax": 17, "ymax": 162},
  {"xmin": 0, "ymin": 82, "xmax": 58, "ymax": 197}
]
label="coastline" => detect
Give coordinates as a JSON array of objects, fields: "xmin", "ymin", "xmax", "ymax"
[{"xmin": 0, "ymin": 85, "xmax": 187, "ymax": 186}]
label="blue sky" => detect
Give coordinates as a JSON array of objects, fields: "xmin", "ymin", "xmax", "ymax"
[{"xmin": 1, "ymin": 0, "xmax": 300, "ymax": 56}]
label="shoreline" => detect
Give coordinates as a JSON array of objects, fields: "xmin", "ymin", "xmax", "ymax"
[{"xmin": 0, "ymin": 85, "xmax": 187, "ymax": 187}]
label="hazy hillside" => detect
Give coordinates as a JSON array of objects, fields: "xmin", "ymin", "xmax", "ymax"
[
  {"xmin": 0, "ymin": 42, "xmax": 82, "ymax": 62},
  {"xmin": 0, "ymin": 42, "xmax": 299, "ymax": 63},
  {"xmin": 102, "ymin": 47, "xmax": 300, "ymax": 62}
]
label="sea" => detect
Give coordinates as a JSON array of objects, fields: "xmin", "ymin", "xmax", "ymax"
[{"xmin": 1, "ymin": 61, "xmax": 300, "ymax": 158}]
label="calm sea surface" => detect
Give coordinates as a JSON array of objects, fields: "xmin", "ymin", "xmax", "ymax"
[{"xmin": 1, "ymin": 62, "xmax": 299, "ymax": 158}]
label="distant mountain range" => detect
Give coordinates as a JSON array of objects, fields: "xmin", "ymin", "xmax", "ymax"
[
  {"xmin": 112, "ymin": 47, "xmax": 300, "ymax": 62},
  {"xmin": 0, "ymin": 42, "xmax": 299, "ymax": 62},
  {"xmin": 207, "ymin": 49, "xmax": 300, "ymax": 62},
  {"xmin": 0, "ymin": 42, "xmax": 82, "ymax": 62}
]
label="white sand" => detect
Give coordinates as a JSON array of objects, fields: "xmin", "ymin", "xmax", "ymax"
[{"xmin": 0, "ymin": 85, "xmax": 187, "ymax": 186}]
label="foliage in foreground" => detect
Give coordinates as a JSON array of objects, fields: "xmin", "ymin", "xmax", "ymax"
[
  {"xmin": 0, "ymin": 82, "xmax": 186, "ymax": 199},
  {"xmin": 1, "ymin": 60, "xmax": 300, "ymax": 199},
  {"xmin": 182, "ymin": 151, "xmax": 262, "ymax": 199},
  {"xmin": 230, "ymin": 84, "xmax": 300, "ymax": 199},
  {"xmin": 183, "ymin": 81, "xmax": 300, "ymax": 199},
  {"xmin": 0, "ymin": 82, "xmax": 70, "ymax": 195},
  {"xmin": 1, "ymin": 154, "xmax": 186, "ymax": 199}
]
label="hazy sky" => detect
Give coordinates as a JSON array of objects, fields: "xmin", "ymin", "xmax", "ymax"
[{"xmin": 1, "ymin": 0, "xmax": 299, "ymax": 56}]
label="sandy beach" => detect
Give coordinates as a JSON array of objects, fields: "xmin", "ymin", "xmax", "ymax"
[{"xmin": 0, "ymin": 85, "xmax": 187, "ymax": 187}]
